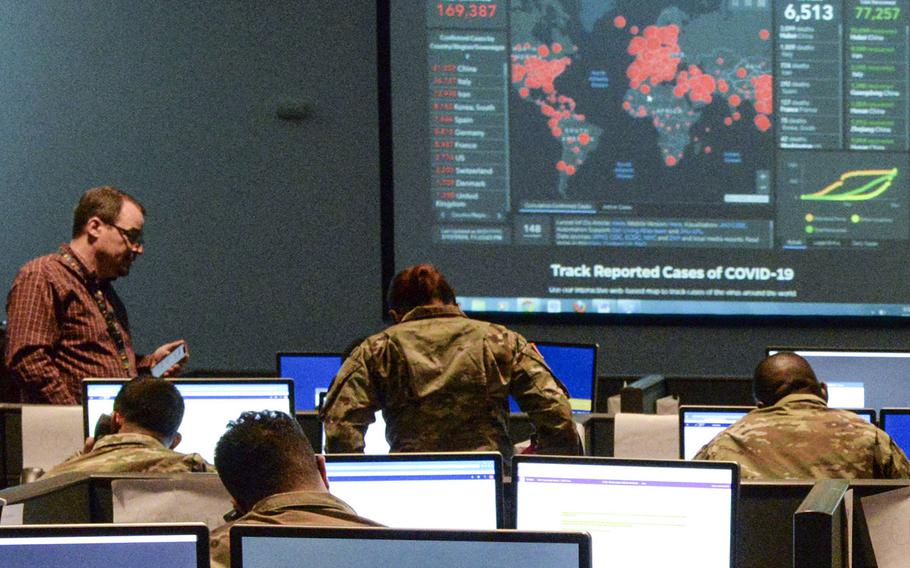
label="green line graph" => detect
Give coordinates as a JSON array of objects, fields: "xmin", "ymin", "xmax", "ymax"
[{"xmin": 800, "ymin": 168, "xmax": 898, "ymax": 202}]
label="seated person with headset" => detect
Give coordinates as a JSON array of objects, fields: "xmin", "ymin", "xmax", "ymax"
[{"xmin": 43, "ymin": 377, "xmax": 211, "ymax": 477}]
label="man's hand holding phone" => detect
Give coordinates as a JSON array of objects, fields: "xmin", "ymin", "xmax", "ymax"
[{"xmin": 150, "ymin": 340, "xmax": 189, "ymax": 377}]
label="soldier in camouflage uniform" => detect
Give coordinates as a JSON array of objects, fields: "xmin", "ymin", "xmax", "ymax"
[
  {"xmin": 210, "ymin": 411, "xmax": 381, "ymax": 568},
  {"xmin": 695, "ymin": 352, "xmax": 910, "ymax": 479},
  {"xmin": 320, "ymin": 264, "xmax": 581, "ymax": 461},
  {"xmin": 43, "ymin": 377, "xmax": 211, "ymax": 477}
]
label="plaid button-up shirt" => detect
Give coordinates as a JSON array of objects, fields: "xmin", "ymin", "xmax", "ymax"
[{"xmin": 4, "ymin": 245, "xmax": 150, "ymax": 404}]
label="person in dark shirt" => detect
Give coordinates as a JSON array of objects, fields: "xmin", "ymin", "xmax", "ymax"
[{"xmin": 4, "ymin": 186, "xmax": 186, "ymax": 403}]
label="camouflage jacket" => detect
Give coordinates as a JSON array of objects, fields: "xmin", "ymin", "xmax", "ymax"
[
  {"xmin": 694, "ymin": 394, "xmax": 910, "ymax": 479},
  {"xmin": 320, "ymin": 305, "xmax": 581, "ymax": 460},
  {"xmin": 209, "ymin": 490, "xmax": 382, "ymax": 568},
  {"xmin": 43, "ymin": 432, "xmax": 212, "ymax": 478}
]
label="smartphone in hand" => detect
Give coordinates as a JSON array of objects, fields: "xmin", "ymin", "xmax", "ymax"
[{"xmin": 151, "ymin": 343, "xmax": 188, "ymax": 378}]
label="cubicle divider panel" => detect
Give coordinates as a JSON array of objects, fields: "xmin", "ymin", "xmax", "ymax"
[
  {"xmin": 737, "ymin": 481, "xmax": 814, "ymax": 568},
  {"xmin": 666, "ymin": 376, "xmax": 753, "ymax": 407}
]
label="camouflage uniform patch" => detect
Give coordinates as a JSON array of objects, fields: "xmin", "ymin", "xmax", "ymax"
[
  {"xmin": 42, "ymin": 432, "xmax": 212, "ymax": 478},
  {"xmin": 209, "ymin": 490, "xmax": 382, "ymax": 568},
  {"xmin": 320, "ymin": 305, "xmax": 581, "ymax": 461},
  {"xmin": 695, "ymin": 394, "xmax": 910, "ymax": 479}
]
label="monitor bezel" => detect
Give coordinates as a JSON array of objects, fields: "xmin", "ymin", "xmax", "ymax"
[
  {"xmin": 845, "ymin": 407, "xmax": 877, "ymax": 424},
  {"xmin": 323, "ymin": 451, "xmax": 505, "ymax": 528},
  {"xmin": 511, "ymin": 454, "xmax": 739, "ymax": 568},
  {"xmin": 766, "ymin": 346, "xmax": 910, "ymax": 358},
  {"xmin": 678, "ymin": 405, "xmax": 756, "ymax": 459},
  {"xmin": 275, "ymin": 351, "xmax": 345, "ymax": 411},
  {"xmin": 528, "ymin": 340, "xmax": 599, "ymax": 415},
  {"xmin": 81, "ymin": 378, "xmax": 296, "ymax": 438},
  {"xmin": 879, "ymin": 407, "xmax": 910, "ymax": 432},
  {"xmin": 0, "ymin": 522, "xmax": 209, "ymax": 567},
  {"xmin": 230, "ymin": 525, "xmax": 591, "ymax": 568}
]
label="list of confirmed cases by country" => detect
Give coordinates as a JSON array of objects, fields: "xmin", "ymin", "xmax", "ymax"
[
  {"xmin": 845, "ymin": 0, "xmax": 908, "ymax": 151},
  {"xmin": 427, "ymin": 1, "xmax": 510, "ymax": 223}
]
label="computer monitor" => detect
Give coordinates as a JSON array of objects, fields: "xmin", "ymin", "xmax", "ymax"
[
  {"xmin": 324, "ymin": 453, "xmax": 503, "ymax": 529},
  {"xmin": 679, "ymin": 406, "xmax": 755, "ymax": 460},
  {"xmin": 510, "ymin": 341, "xmax": 597, "ymax": 413},
  {"xmin": 83, "ymin": 378, "xmax": 294, "ymax": 463},
  {"xmin": 766, "ymin": 348, "xmax": 910, "ymax": 410},
  {"xmin": 230, "ymin": 526, "xmax": 591, "ymax": 568},
  {"xmin": 0, "ymin": 523, "xmax": 208, "ymax": 568},
  {"xmin": 513, "ymin": 456, "xmax": 738, "ymax": 568},
  {"xmin": 276, "ymin": 352, "xmax": 343, "ymax": 411},
  {"xmin": 880, "ymin": 409, "xmax": 910, "ymax": 455},
  {"xmin": 848, "ymin": 408, "xmax": 876, "ymax": 424}
]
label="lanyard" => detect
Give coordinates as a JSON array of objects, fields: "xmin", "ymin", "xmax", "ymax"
[{"xmin": 58, "ymin": 247, "xmax": 132, "ymax": 373}]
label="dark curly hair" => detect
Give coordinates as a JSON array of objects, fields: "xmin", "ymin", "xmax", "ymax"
[{"xmin": 214, "ymin": 410, "xmax": 319, "ymax": 511}]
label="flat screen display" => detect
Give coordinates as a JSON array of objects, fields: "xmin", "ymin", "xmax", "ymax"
[
  {"xmin": 276, "ymin": 353, "xmax": 344, "ymax": 410},
  {"xmin": 510, "ymin": 341, "xmax": 597, "ymax": 412},
  {"xmin": 83, "ymin": 379, "xmax": 294, "ymax": 463},
  {"xmin": 232, "ymin": 526, "xmax": 590, "ymax": 568},
  {"xmin": 680, "ymin": 406, "xmax": 754, "ymax": 459},
  {"xmin": 386, "ymin": 0, "xmax": 910, "ymax": 318},
  {"xmin": 767, "ymin": 348, "xmax": 910, "ymax": 410},
  {"xmin": 0, "ymin": 524, "xmax": 207, "ymax": 568},
  {"xmin": 513, "ymin": 456, "xmax": 737, "ymax": 568},
  {"xmin": 880, "ymin": 409, "xmax": 910, "ymax": 454},
  {"xmin": 324, "ymin": 453, "xmax": 502, "ymax": 529}
]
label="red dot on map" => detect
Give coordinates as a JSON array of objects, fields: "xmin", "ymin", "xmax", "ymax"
[
  {"xmin": 614, "ymin": 15, "xmax": 627, "ymax": 28},
  {"xmin": 665, "ymin": 156, "xmax": 677, "ymax": 166},
  {"xmin": 623, "ymin": 101, "xmax": 632, "ymax": 110},
  {"xmin": 552, "ymin": 43, "xmax": 563, "ymax": 53},
  {"xmin": 724, "ymin": 117, "xmax": 733, "ymax": 126},
  {"xmin": 759, "ymin": 29, "xmax": 770, "ymax": 40},
  {"xmin": 630, "ymin": 25, "xmax": 639, "ymax": 34},
  {"xmin": 733, "ymin": 112, "xmax": 742, "ymax": 121},
  {"xmin": 537, "ymin": 45, "xmax": 550, "ymax": 57},
  {"xmin": 754, "ymin": 114, "xmax": 772, "ymax": 132},
  {"xmin": 578, "ymin": 132, "xmax": 591, "ymax": 145},
  {"xmin": 566, "ymin": 165, "xmax": 576, "ymax": 175},
  {"xmin": 736, "ymin": 67, "xmax": 748, "ymax": 79},
  {"xmin": 519, "ymin": 87, "xmax": 529, "ymax": 98},
  {"xmin": 556, "ymin": 160, "xmax": 567, "ymax": 171},
  {"xmin": 705, "ymin": 146, "xmax": 712, "ymax": 154}
]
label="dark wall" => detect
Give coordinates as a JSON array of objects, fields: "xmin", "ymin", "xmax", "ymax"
[{"xmin": 1, "ymin": 1, "xmax": 906, "ymax": 376}]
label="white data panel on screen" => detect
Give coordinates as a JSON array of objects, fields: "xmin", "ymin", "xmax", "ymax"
[
  {"xmin": 84, "ymin": 380, "xmax": 293, "ymax": 463},
  {"xmin": 324, "ymin": 456, "xmax": 501, "ymax": 529},
  {"xmin": 681, "ymin": 409, "xmax": 752, "ymax": 460},
  {"xmin": 515, "ymin": 459, "xmax": 736, "ymax": 568}
]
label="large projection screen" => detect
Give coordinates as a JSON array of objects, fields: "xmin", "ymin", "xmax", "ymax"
[{"xmin": 386, "ymin": 0, "xmax": 910, "ymax": 318}]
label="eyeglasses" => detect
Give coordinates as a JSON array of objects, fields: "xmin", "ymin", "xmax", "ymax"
[{"xmin": 108, "ymin": 223, "xmax": 144, "ymax": 247}]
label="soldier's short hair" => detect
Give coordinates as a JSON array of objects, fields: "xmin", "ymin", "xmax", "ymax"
[
  {"xmin": 72, "ymin": 186, "xmax": 145, "ymax": 238},
  {"xmin": 387, "ymin": 263, "xmax": 456, "ymax": 316},
  {"xmin": 753, "ymin": 352, "xmax": 820, "ymax": 406},
  {"xmin": 215, "ymin": 410, "xmax": 319, "ymax": 511},
  {"xmin": 113, "ymin": 377, "xmax": 184, "ymax": 438}
]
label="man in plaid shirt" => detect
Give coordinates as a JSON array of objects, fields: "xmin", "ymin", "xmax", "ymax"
[{"xmin": 4, "ymin": 186, "xmax": 186, "ymax": 404}]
